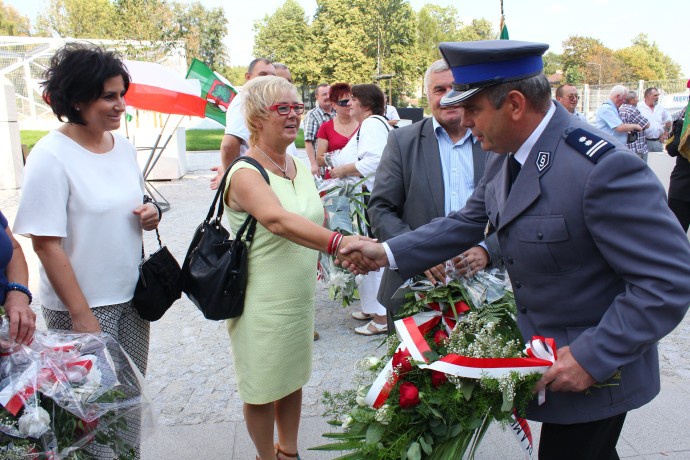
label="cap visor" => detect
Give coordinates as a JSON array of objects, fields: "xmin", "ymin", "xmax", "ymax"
[{"xmin": 441, "ymin": 87, "xmax": 482, "ymax": 107}]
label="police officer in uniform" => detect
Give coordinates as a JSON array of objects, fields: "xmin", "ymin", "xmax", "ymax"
[{"xmin": 339, "ymin": 40, "xmax": 690, "ymax": 459}]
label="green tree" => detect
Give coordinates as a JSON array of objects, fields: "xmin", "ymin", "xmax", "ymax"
[
  {"xmin": 362, "ymin": 0, "xmax": 418, "ymax": 101},
  {"xmin": 543, "ymin": 51, "xmax": 562, "ymax": 77},
  {"xmin": 455, "ymin": 18, "xmax": 495, "ymax": 42},
  {"xmin": 310, "ymin": 0, "xmax": 417, "ymax": 101},
  {"xmin": 36, "ymin": 0, "xmax": 117, "ymax": 38},
  {"xmin": 169, "ymin": 1, "xmax": 228, "ymax": 69},
  {"xmin": 253, "ymin": 0, "xmax": 317, "ymax": 85},
  {"xmin": 416, "ymin": 5, "xmax": 461, "ymax": 69},
  {"xmin": 614, "ymin": 34, "xmax": 681, "ymax": 81},
  {"xmin": 311, "ymin": 0, "xmax": 376, "ymax": 84},
  {"xmin": 0, "ymin": 0, "xmax": 31, "ymax": 35},
  {"xmin": 222, "ymin": 65, "xmax": 249, "ymax": 86}
]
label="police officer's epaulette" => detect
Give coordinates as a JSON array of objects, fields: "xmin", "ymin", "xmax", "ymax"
[{"xmin": 564, "ymin": 128, "xmax": 615, "ymax": 163}]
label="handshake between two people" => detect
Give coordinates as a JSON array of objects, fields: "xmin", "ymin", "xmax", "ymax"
[{"xmin": 335, "ymin": 239, "xmax": 489, "ymax": 282}]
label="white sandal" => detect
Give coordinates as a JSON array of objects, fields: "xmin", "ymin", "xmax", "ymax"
[
  {"xmin": 351, "ymin": 310, "xmax": 374, "ymax": 321},
  {"xmin": 355, "ymin": 320, "xmax": 388, "ymax": 336}
]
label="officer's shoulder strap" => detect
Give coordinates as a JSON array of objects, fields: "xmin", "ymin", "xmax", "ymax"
[{"xmin": 564, "ymin": 127, "xmax": 615, "ymax": 163}]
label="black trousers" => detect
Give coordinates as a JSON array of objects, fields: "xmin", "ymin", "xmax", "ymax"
[
  {"xmin": 539, "ymin": 413, "xmax": 627, "ymax": 460},
  {"xmin": 668, "ymin": 198, "xmax": 690, "ymax": 233}
]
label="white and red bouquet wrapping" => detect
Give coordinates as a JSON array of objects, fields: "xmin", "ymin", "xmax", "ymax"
[
  {"xmin": 313, "ymin": 270, "xmax": 556, "ymax": 460},
  {"xmin": 0, "ymin": 312, "xmax": 155, "ymax": 459}
]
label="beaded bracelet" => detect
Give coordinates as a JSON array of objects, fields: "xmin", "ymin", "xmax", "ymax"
[{"xmin": 6, "ymin": 283, "xmax": 32, "ymax": 304}]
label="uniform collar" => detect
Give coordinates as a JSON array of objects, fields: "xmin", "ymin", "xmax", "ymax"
[{"xmin": 513, "ymin": 102, "xmax": 556, "ymax": 165}]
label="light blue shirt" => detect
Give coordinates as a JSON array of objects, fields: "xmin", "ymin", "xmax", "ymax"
[
  {"xmin": 432, "ymin": 117, "xmax": 475, "ymax": 215},
  {"xmin": 595, "ymin": 99, "xmax": 627, "ymax": 145}
]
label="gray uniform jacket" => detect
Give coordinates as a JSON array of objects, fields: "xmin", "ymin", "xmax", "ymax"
[
  {"xmin": 386, "ymin": 104, "xmax": 690, "ymax": 424},
  {"xmin": 368, "ymin": 117, "xmax": 487, "ymax": 314}
]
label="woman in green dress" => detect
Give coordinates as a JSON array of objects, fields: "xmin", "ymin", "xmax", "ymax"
[{"xmin": 223, "ymin": 76, "xmax": 375, "ymax": 460}]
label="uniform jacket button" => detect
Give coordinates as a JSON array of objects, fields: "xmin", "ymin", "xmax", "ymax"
[
  {"xmin": 506, "ymin": 256, "xmax": 514, "ymax": 264},
  {"xmin": 514, "ymin": 280, "xmax": 522, "ymax": 288},
  {"xmin": 537, "ymin": 232, "xmax": 544, "ymax": 239},
  {"xmin": 519, "ymin": 305, "xmax": 527, "ymax": 313}
]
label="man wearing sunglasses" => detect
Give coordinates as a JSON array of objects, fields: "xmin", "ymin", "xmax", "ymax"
[{"xmin": 555, "ymin": 84, "xmax": 587, "ymax": 122}]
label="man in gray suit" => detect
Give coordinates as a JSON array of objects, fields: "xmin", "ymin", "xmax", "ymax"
[
  {"xmin": 340, "ymin": 40, "xmax": 690, "ymax": 458},
  {"xmin": 367, "ymin": 59, "xmax": 489, "ymax": 321}
]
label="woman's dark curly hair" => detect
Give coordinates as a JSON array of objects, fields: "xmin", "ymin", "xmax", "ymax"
[{"xmin": 42, "ymin": 42, "xmax": 130, "ymax": 125}]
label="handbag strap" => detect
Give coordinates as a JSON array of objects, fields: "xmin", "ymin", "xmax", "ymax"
[
  {"xmin": 141, "ymin": 193, "xmax": 164, "ymax": 259},
  {"xmin": 209, "ymin": 156, "xmax": 270, "ymax": 245}
]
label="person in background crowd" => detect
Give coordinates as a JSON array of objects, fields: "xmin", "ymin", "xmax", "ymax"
[
  {"xmin": 595, "ymin": 85, "xmax": 644, "ymax": 145},
  {"xmin": 0, "ymin": 210, "xmax": 36, "ymax": 346},
  {"xmin": 210, "ymin": 58, "xmax": 277, "ymax": 189},
  {"xmin": 338, "ymin": 39, "xmax": 690, "ymax": 460},
  {"xmin": 222, "ymin": 76, "xmax": 372, "ymax": 460},
  {"xmin": 368, "ymin": 59, "xmax": 490, "ymax": 326},
  {"xmin": 315, "ymin": 83, "xmax": 359, "ymax": 178},
  {"xmin": 554, "ymin": 83, "xmax": 587, "ymax": 121},
  {"xmin": 619, "ymin": 90, "xmax": 650, "ymax": 162},
  {"xmin": 328, "ymin": 84, "xmax": 392, "ymax": 335},
  {"xmin": 666, "ymin": 94, "xmax": 690, "ymax": 233},
  {"xmin": 273, "ymin": 63, "xmax": 292, "ymax": 83},
  {"xmin": 383, "ymin": 94, "xmax": 400, "ymax": 127},
  {"xmin": 13, "ymin": 43, "xmax": 161, "ymax": 459},
  {"xmin": 638, "ymin": 87, "xmax": 672, "ymax": 153},
  {"xmin": 303, "ymin": 83, "xmax": 335, "ymax": 176}
]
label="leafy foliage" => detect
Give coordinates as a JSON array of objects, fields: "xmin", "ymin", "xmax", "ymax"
[
  {"xmin": 0, "ymin": 0, "xmax": 31, "ymax": 35},
  {"xmin": 35, "ymin": 0, "xmax": 228, "ymax": 67}
]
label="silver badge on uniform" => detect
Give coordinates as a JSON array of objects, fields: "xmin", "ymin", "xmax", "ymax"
[{"xmin": 536, "ymin": 151, "xmax": 551, "ymax": 172}]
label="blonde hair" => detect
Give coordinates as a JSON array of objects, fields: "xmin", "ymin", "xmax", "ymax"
[{"xmin": 242, "ymin": 75, "xmax": 300, "ymax": 147}]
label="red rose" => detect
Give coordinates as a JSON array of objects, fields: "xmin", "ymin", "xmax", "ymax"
[
  {"xmin": 431, "ymin": 370, "xmax": 447, "ymax": 387},
  {"xmin": 75, "ymin": 418, "xmax": 99, "ymax": 438},
  {"xmin": 392, "ymin": 348, "xmax": 414, "ymax": 375},
  {"xmin": 433, "ymin": 330, "xmax": 449, "ymax": 346},
  {"xmin": 399, "ymin": 382, "xmax": 420, "ymax": 408}
]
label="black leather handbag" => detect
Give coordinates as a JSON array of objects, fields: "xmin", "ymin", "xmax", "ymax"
[
  {"xmin": 180, "ymin": 157, "xmax": 269, "ymax": 320},
  {"xmin": 132, "ymin": 228, "xmax": 182, "ymax": 321}
]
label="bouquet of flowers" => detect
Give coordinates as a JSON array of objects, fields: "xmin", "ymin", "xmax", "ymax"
[
  {"xmin": 316, "ymin": 176, "xmax": 369, "ymax": 306},
  {"xmin": 312, "ymin": 271, "xmax": 556, "ymax": 459},
  {"xmin": 0, "ymin": 309, "xmax": 154, "ymax": 459}
]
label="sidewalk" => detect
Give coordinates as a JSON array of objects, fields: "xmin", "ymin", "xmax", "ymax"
[{"xmin": 1, "ymin": 150, "xmax": 689, "ymax": 459}]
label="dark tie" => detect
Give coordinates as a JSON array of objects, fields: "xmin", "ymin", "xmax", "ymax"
[{"xmin": 508, "ymin": 155, "xmax": 522, "ymax": 193}]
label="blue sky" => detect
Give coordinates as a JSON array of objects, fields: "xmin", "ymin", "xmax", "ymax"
[{"xmin": 7, "ymin": 0, "xmax": 689, "ymax": 77}]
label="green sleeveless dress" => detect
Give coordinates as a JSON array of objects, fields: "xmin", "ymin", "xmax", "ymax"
[{"xmin": 224, "ymin": 158, "xmax": 322, "ymax": 404}]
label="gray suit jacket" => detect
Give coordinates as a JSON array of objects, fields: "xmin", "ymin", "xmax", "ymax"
[
  {"xmin": 368, "ymin": 117, "xmax": 486, "ymax": 314},
  {"xmin": 386, "ymin": 104, "xmax": 690, "ymax": 424}
]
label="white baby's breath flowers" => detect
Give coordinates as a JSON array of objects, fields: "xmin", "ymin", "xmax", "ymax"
[{"xmin": 374, "ymin": 404, "xmax": 391, "ymax": 425}]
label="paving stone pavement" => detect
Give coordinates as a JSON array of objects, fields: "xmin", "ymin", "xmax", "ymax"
[{"xmin": 2, "ymin": 149, "xmax": 689, "ymax": 459}]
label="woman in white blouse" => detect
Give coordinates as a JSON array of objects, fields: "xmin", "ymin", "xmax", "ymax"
[{"xmin": 329, "ymin": 84, "xmax": 391, "ymax": 335}]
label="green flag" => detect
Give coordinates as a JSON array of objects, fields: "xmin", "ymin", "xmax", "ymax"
[
  {"xmin": 186, "ymin": 59, "xmax": 237, "ymax": 126},
  {"xmin": 499, "ymin": 16, "xmax": 509, "ymax": 40}
]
